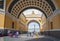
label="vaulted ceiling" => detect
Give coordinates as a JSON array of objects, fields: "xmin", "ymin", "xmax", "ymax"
[{"xmin": 6, "ymin": 0, "xmax": 58, "ymax": 19}]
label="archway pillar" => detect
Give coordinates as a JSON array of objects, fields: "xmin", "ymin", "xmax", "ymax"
[
  {"xmin": 0, "ymin": 9, "xmax": 5, "ymax": 29},
  {"xmin": 47, "ymin": 9, "xmax": 60, "ymax": 30},
  {"xmin": 44, "ymin": 9, "xmax": 60, "ymax": 38}
]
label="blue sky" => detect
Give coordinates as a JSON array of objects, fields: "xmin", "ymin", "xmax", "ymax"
[
  {"xmin": 23, "ymin": 9, "xmax": 43, "ymax": 15},
  {"xmin": 28, "ymin": 22, "xmax": 40, "ymax": 32}
]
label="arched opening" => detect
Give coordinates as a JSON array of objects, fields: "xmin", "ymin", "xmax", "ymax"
[
  {"xmin": 28, "ymin": 21, "xmax": 40, "ymax": 33},
  {"xmin": 2, "ymin": 0, "xmax": 60, "ymax": 41},
  {"xmin": 18, "ymin": 7, "xmax": 47, "ymax": 18},
  {"xmin": 20, "ymin": 8, "xmax": 46, "ymax": 33}
]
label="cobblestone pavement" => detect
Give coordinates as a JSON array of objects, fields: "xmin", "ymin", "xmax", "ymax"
[{"xmin": 0, "ymin": 34, "xmax": 60, "ymax": 41}]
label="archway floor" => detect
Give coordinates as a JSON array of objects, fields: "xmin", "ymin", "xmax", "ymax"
[{"xmin": 1, "ymin": 34, "xmax": 59, "ymax": 41}]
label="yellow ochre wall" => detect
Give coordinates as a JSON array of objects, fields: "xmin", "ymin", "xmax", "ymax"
[
  {"xmin": 19, "ymin": 13, "xmax": 27, "ymax": 31},
  {"xmin": 4, "ymin": 14, "xmax": 20, "ymax": 30},
  {"xmin": 52, "ymin": 14, "xmax": 60, "ymax": 29},
  {"xmin": 0, "ymin": 13, "xmax": 5, "ymax": 29},
  {"xmin": 54, "ymin": 0, "xmax": 60, "ymax": 8},
  {"xmin": 6, "ymin": 0, "xmax": 11, "ymax": 9},
  {"xmin": 4, "ymin": 14, "xmax": 13, "ymax": 29},
  {"xmin": 4, "ymin": 13, "xmax": 27, "ymax": 31}
]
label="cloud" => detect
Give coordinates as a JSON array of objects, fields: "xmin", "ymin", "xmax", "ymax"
[{"xmin": 23, "ymin": 9, "xmax": 43, "ymax": 15}]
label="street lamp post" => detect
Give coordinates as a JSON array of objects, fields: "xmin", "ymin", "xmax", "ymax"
[{"xmin": 34, "ymin": 25, "xmax": 35, "ymax": 33}]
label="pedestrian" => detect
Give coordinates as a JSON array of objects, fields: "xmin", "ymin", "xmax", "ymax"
[
  {"xmin": 15, "ymin": 31, "xmax": 19, "ymax": 38},
  {"xmin": 7, "ymin": 30, "xmax": 10, "ymax": 36},
  {"xmin": 9, "ymin": 32, "xmax": 12, "ymax": 37}
]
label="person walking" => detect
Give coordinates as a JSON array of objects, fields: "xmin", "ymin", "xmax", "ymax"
[{"xmin": 15, "ymin": 31, "xmax": 19, "ymax": 38}]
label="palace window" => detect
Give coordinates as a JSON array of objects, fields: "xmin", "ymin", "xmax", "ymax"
[
  {"xmin": 12, "ymin": 22, "xmax": 14, "ymax": 29},
  {"xmin": 0, "ymin": 0, "xmax": 4, "ymax": 9}
]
